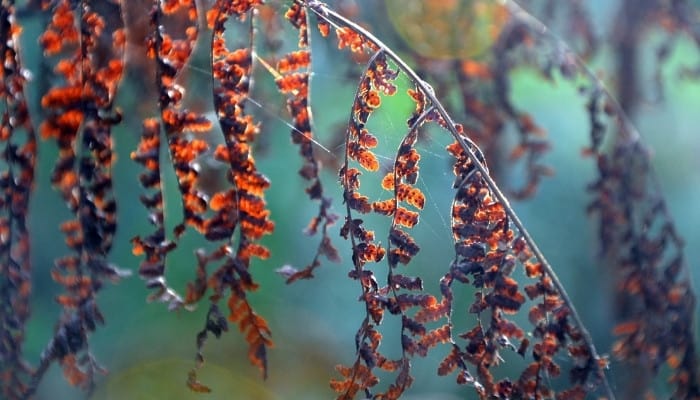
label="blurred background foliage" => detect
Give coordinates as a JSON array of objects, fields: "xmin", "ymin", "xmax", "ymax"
[{"xmin": 14, "ymin": 0, "xmax": 700, "ymax": 398}]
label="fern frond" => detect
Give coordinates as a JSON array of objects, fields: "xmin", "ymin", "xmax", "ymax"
[
  {"xmin": 33, "ymin": 0, "xmax": 129, "ymax": 395},
  {"xmin": 306, "ymin": 2, "xmax": 615, "ymax": 398},
  {"xmin": 193, "ymin": 0, "xmax": 273, "ymax": 383},
  {"xmin": 276, "ymin": 0, "xmax": 339, "ymax": 283},
  {"xmin": 0, "ymin": 2, "xmax": 37, "ymax": 397},
  {"xmin": 512, "ymin": 3, "xmax": 700, "ymax": 396},
  {"xmin": 0, "ymin": 1, "xmax": 697, "ymax": 398}
]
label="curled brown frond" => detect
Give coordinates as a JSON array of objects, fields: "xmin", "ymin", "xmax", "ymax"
[
  {"xmin": 586, "ymin": 96, "xmax": 700, "ymax": 398},
  {"xmin": 33, "ymin": 0, "xmax": 129, "ymax": 395},
  {"xmin": 131, "ymin": 118, "xmax": 182, "ymax": 308},
  {"xmin": 307, "ymin": 2, "xmax": 615, "ymax": 398},
  {"xmin": 275, "ymin": 0, "xmax": 339, "ymax": 284},
  {"xmin": 194, "ymin": 0, "xmax": 272, "ymax": 383},
  {"xmin": 132, "ymin": 0, "xmax": 206, "ymax": 310},
  {"xmin": 0, "ymin": 2, "xmax": 37, "ymax": 397},
  {"xmin": 2, "ymin": 1, "xmax": 698, "ymax": 398},
  {"xmin": 514, "ymin": 4, "xmax": 700, "ymax": 395}
]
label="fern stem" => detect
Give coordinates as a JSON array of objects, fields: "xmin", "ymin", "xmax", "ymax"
[{"xmin": 306, "ymin": 2, "xmax": 615, "ymax": 398}]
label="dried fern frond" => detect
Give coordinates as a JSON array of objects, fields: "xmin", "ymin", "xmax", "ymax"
[
  {"xmin": 0, "ymin": 2, "xmax": 37, "ymax": 397},
  {"xmin": 275, "ymin": 0, "xmax": 339, "ymax": 283},
  {"xmin": 307, "ymin": 2, "xmax": 615, "ymax": 398},
  {"xmin": 32, "ymin": 0, "xmax": 130, "ymax": 395},
  {"xmin": 509, "ymin": 3, "xmax": 700, "ymax": 396},
  {"xmin": 0, "ymin": 1, "xmax": 697, "ymax": 398}
]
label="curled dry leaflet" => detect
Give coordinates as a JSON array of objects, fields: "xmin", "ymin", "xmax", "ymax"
[{"xmin": 0, "ymin": 0, "xmax": 698, "ymax": 399}]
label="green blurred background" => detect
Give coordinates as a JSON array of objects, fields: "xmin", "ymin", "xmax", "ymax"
[{"xmin": 14, "ymin": 0, "xmax": 700, "ymax": 398}]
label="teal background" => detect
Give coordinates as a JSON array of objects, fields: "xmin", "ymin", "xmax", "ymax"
[{"xmin": 11, "ymin": 1, "xmax": 700, "ymax": 398}]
